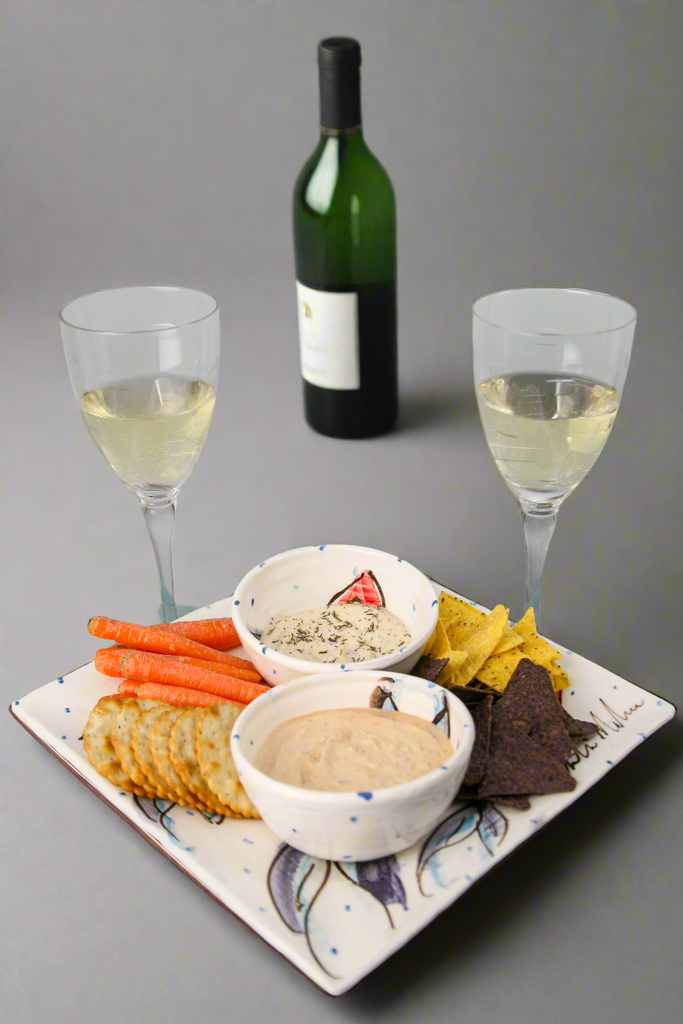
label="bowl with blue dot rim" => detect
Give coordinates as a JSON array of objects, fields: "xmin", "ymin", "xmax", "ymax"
[
  {"xmin": 230, "ymin": 544, "xmax": 440, "ymax": 686},
  {"xmin": 231, "ymin": 669, "xmax": 475, "ymax": 862}
]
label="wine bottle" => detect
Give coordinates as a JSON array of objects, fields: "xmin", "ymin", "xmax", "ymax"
[{"xmin": 293, "ymin": 37, "xmax": 398, "ymax": 439}]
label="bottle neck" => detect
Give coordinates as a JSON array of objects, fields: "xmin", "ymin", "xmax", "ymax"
[
  {"xmin": 319, "ymin": 68, "xmax": 362, "ymax": 133},
  {"xmin": 321, "ymin": 124, "xmax": 363, "ymax": 138}
]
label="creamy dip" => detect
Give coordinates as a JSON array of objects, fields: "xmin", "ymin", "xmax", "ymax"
[
  {"xmin": 263, "ymin": 604, "xmax": 411, "ymax": 663},
  {"xmin": 253, "ymin": 707, "xmax": 453, "ymax": 791}
]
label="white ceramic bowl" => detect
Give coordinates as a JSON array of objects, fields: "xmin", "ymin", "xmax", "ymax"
[
  {"xmin": 231, "ymin": 544, "xmax": 439, "ymax": 686},
  {"xmin": 231, "ymin": 670, "xmax": 475, "ymax": 862}
]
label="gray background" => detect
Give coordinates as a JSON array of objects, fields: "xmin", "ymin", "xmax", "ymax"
[{"xmin": 3, "ymin": 1, "xmax": 683, "ymax": 1021}]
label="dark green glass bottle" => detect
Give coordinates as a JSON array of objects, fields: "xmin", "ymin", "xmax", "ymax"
[{"xmin": 293, "ymin": 37, "xmax": 398, "ymax": 439}]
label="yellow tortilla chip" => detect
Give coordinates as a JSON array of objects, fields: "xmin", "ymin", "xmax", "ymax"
[
  {"xmin": 425, "ymin": 623, "xmax": 438, "ymax": 653},
  {"xmin": 549, "ymin": 663, "xmax": 571, "ymax": 692},
  {"xmin": 436, "ymin": 600, "xmax": 456, "ymax": 633},
  {"xmin": 513, "ymin": 607, "xmax": 537, "ymax": 640},
  {"xmin": 446, "ymin": 621, "xmax": 472, "ymax": 650},
  {"xmin": 434, "ymin": 593, "xmax": 573, "ymax": 694},
  {"xmin": 512, "ymin": 606, "xmax": 561, "ymax": 664},
  {"xmin": 476, "ymin": 649, "xmax": 525, "ymax": 691},
  {"xmin": 428, "ymin": 619, "xmax": 451, "ymax": 659},
  {"xmin": 438, "ymin": 591, "xmax": 471, "ymax": 621},
  {"xmin": 449, "ymin": 605, "xmax": 509, "ymax": 687},
  {"xmin": 490, "ymin": 625, "xmax": 524, "ymax": 657},
  {"xmin": 448, "ymin": 597, "xmax": 486, "ymax": 626},
  {"xmin": 432, "ymin": 595, "xmax": 572, "ymax": 695},
  {"xmin": 440, "ymin": 592, "xmax": 484, "ymax": 623},
  {"xmin": 443, "ymin": 595, "xmax": 520, "ymax": 657},
  {"xmin": 435, "ymin": 649, "xmax": 468, "ymax": 686},
  {"xmin": 444, "ymin": 600, "xmax": 486, "ymax": 647},
  {"xmin": 520, "ymin": 634, "xmax": 562, "ymax": 665},
  {"xmin": 448, "ymin": 618, "xmax": 521, "ymax": 657}
]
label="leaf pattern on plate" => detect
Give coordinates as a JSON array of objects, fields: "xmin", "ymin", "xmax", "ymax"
[
  {"xmin": 336, "ymin": 855, "xmax": 407, "ymax": 927},
  {"xmin": 477, "ymin": 803, "xmax": 508, "ymax": 856},
  {"xmin": 416, "ymin": 805, "xmax": 481, "ymax": 895},
  {"xmin": 134, "ymin": 795, "xmax": 188, "ymax": 847},
  {"xmin": 135, "ymin": 795, "xmax": 175, "ymax": 826},
  {"xmin": 133, "ymin": 795, "xmax": 223, "ymax": 852},
  {"xmin": 267, "ymin": 844, "xmax": 335, "ymax": 976},
  {"xmin": 268, "ymin": 845, "xmax": 309, "ymax": 933}
]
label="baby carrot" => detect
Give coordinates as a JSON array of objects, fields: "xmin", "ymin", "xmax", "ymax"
[
  {"xmin": 176, "ymin": 649, "xmax": 257, "ymax": 674},
  {"xmin": 133, "ymin": 682, "xmax": 230, "ymax": 707},
  {"xmin": 170, "ymin": 655, "xmax": 262, "ymax": 684},
  {"xmin": 157, "ymin": 618, "xmax": 240, "ymax": 650},
  {"xmin": 94, "ymin": 647, "xmax": 132, "ymax": 677},
  {"xmin": 96, "ymin": 645, "xmax": 261, "ymax": 684},
  {"xmin": 88, "ymin": 617, "xmax": 245, "ymax": 667},
  {"xmin": 118, "ymin": 680, "xmax": 139, "ymax": 696},
  {"xmin": 120, "ymin": 650, "xmax": 269, "ymax": 704}
]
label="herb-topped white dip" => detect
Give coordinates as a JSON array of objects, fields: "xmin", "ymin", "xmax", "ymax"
[{"xmin": 263, "ymin": 604, "xmax": 412, "ymax": 663}]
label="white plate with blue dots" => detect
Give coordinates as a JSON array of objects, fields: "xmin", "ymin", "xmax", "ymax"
[{"xmin": 9, "ymin": 581, "xmax": 676, "ymax": 995}]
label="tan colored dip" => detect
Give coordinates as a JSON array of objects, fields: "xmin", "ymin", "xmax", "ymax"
[{"xmin": 253, "ymin": 707, "xmax": 453, "ymax": 792}]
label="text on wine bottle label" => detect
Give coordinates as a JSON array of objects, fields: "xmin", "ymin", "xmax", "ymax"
[{"xmin": 296, "ymin": 282, "xmax": 360, "ymax": 390}]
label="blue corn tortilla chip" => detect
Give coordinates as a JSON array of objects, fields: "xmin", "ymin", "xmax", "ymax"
[
  {"xmin": 476, "ymin": 660, "xmax": 577, "ymax": 798},
  {"xmin": 463, "ymin": 694, "xmax": 493, "ymax": 787},
  {"xmin": 490, "ymin": 794, "xmax": 532, "ymax": 811},
  {"xmin": 457, "ymin": 660, "xmax": 598, "ymax": 806},
  {"xmin": 559, "ymin": 703, "xmax": 599, "ymax": 741},
  {"xmin": 451, "ymin": 682, "xmax": 502, "ymax": 705},
  {"xmin": 412, "ymin": 655, "xmax": 449, "ymax": 682}
]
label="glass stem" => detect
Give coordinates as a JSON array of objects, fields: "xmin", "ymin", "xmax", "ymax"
[
  {"xmin": 139, "ymin": 489, "xmax": 179, "ymax": 623},
  {"xmin": 521, "ymin": 502, "xmax": 559, "ymax": 621}
]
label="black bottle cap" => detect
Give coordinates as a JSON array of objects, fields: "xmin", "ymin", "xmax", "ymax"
[
  {"xmin": 318, "ymin": 37, "xmax": 362, "ymax": 75},
  {"xmin": 317, "ymin": 37, "xmax": 362, "ymax": 130}
]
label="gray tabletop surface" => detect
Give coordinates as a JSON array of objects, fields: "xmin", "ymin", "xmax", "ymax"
[{"xmin": 3, "ymin": 3, "xmax": 683, "ymax": 1022}]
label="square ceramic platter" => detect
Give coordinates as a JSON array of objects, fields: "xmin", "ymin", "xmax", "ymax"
[{"xmin": 10, "ymin": 581, "xmax": 676, "ymax": 996}]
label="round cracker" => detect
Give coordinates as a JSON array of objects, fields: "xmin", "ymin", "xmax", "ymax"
[
  {"xmin": 196, "ymin": 702, "xmax": 260, "ymax": 818},
  {"xmin": 84, "ymin": 695, "xmax": 145, "ymax": 793},
  {"xmin": 169, "ymin": 707, "xmax": 236, "ymax": 816},
  {"xmin": 150, "ymin": 708, "xmax": 210, "ymax": 811},
  {"xmin": 131, "ymin": 705, "xmax": 177, "ymax": 801},
  {"xmin": 112, "ymin": 698, "xmax": 166, "ymax": 795},
  {"xmin": 103, "ymin": 764, "xmax": 147, "ymax": 796}
]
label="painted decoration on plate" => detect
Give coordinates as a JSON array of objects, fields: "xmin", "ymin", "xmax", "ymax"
[{"xmin": 9, "ymin": 584, "xmax": 675, "ymax": 996}]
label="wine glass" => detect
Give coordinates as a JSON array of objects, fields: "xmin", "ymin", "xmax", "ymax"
[
  {"xmin": 472, "ymin": 288, "xmax": 636, "ymax": 621},
  {"xmin": 60, "ymin": 286, "xmax": 220, "ymax": 622}
]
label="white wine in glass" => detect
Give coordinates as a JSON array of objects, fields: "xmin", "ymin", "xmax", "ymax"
[
  {"xmin": 80, "ymin": 376, "xmax": 216, "ymax": 491},
  {"xmin": 473, "ymin": 289, "xmax": 636, "ymax": 621},
  {"xmin": 61, "ymin": 287, "xmax": 220, "ymax": 622},
  {"xmin": 477, "ymin": 372, "xmax": 620, "ymax": 505}
]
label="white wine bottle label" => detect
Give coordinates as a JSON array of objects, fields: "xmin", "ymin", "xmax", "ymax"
[{"xmin": 296, "ymin": 282, "xmax": 360, "ymax": 390}]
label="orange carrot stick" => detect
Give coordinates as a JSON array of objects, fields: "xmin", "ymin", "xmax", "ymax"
[
  {"xmin": 171, "ymin": 648, "xmax": 257, "ymax": 674},
  {"xmin": 118, "ymin": 680, "xmax": 139, "ymax": 696},
  {"xmin": 94, "ymin": 647, "xmax": 133, "ymax": 677},
  {"xmin": 88, "ymin": 617, "xmax": 246, "ymax": 667},
  {"xmin": 170, "ymin": 655, "xmax": 261, "ymax": 684},
  {"xmin": 157, "ymin": 618, "xmax": 240, "ymax": 650},
  {"xmin": 133, "ymin": 682, "xmax": 231, "ymax": 707},
  {"xmin": 94, "ymin": 645, "xmax": 261, "ymax": 686},
  {"xmin": 95, "ymin": 644, "xmax": 261, "ymax": 684},
  {"xmin": 120, "ymin": 650, "xmax": 269, "ymax": 704}
]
